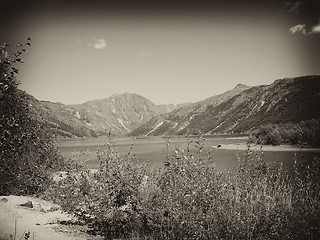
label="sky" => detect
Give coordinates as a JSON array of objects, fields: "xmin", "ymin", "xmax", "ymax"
[{"xmin": 2, "ymin": 0, "xmax": 320, "ymax": 105}]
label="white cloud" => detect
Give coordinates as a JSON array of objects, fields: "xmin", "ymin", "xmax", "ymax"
[
  {"xmin": 311, "ymin": 23, "xmax": 320, "ymax": 34},
  {"xmin": 290, "ymin": 22, "xmax": 320, "ymax": 35},
  {"xmin": 284, "ymin": 1, "xmax": 302, "ymax": 13},
  {"xmin": 289, "ymin": 24, "xmax": 307, "ymax": 34},
  {"xmin": 92, "ymin": 38, "xmax": 107, "ymax": 50}
]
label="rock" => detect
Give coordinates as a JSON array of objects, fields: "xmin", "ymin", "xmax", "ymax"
[
  {"xmin": 0, "ymin": 198, "xmax": 8, "ymax": 203},
  {"xmin": 48, "ymin": 206, "xmax": 60, "ymax": 212},
  {"xmin": 18, "ymin": 201, "xmax": 33, "ymax": 208},
  {"xmin": 40, "ymin": 208, "xmax": 46, "ymax": 213},
  {"xmin": 217, "ymin": 144, "xmax": 222, "ymax": 148},
  {"xmin": 23, "ymin": 231, "xmax": 30, "ymax": 239}
]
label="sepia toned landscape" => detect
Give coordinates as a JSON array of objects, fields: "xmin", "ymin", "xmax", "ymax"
[{"xmin": 1, "ymin": 0, "xmax": 320, "ymax": 239}]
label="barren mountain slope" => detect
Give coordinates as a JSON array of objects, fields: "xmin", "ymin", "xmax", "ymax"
[
  {"xmin": 25, "ymin": 92, "xmax": 176, "ymax": 137},
  {"xmin": 130, "ymin": 76, "xmax": 320, "ymax": 136}
]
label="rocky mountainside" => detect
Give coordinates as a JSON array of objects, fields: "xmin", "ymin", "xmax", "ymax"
[
  {"xmin": 129, "ymin": 76, "xmax": 320, "ymax": 136},
  {"xmin": 26, "ymin": 92, "xmax": 176, "ymax": 137}
]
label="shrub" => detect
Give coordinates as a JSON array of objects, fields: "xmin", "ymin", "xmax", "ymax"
[
  {"xmin": 251, "ymin": 120, "xmax": 320, "ymax": 147},
  {"xmin": 0, "ymin": 40, "xmax": 64, "ymax": 195},
  {"xmin": 44, "ymin": 136, "xmax": 320, "ymax": 239},
  {"xmin": 44, "ymin": 135, "xmax": 147, "ymax": 239}
]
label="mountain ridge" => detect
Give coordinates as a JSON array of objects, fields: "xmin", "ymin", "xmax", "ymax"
[
  {"xmin": 23, "ymin": 75, "xmax": 320, "ymax": 138},
  {"xmin": 129, "ymin": 75, "xmax": 320, "ymax": 136},
  {"xmin": 26, "ymin": 92, "xmax": 176, "ymax": 138},
  {"xmin": 25, "ymin": 84, "xmax": 252, "ymax": 138}
]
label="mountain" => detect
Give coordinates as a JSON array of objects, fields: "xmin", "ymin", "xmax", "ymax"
[
  {"xmin": 129, "ymin": 76, "xmax": 320, "ymax": 136},
  {"xmin": 129, "ymin": 83, "xmax": 250, "ymax": 136},
  {"xmin": 26, "ymin": 92, "xmax": 176, "ymax": 138}
]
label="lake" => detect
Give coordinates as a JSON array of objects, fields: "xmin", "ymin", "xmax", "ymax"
[{"xmin": 58, "ymin": 135, "xmax": 320, "ymax": 171}]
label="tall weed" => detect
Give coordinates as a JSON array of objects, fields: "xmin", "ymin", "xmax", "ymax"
[{"xmin": 44, "ymin": 136, "xmax": 320, "ymax": 239}]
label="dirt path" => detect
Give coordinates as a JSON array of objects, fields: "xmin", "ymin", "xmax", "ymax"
[{"xmin": 0, "ymin": 195, "xmax": 103, "ymax": 240}]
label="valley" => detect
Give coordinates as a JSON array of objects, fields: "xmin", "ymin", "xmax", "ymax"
[
  {"xmin": 20, "ymin": 75, "xmax": 320, "ymax": 147},
  {"xmin": 26, "ymin": 92, "xmax": 176, "ymax": 137},
  {"xmin": 3, "ymin": 1, "xmax": 320, "ymax": 238}
]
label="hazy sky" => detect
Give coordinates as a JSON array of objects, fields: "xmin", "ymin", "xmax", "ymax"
[{"xmin": 2, "ymin": 0, "xmax": 320, "ymax": 105}]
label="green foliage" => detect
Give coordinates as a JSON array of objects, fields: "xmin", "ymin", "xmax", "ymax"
[
  {"xmin": 44, "ymin": 135, "xmax": 147, "ymax": 238},
  {"xmin": 251, "ymin": 120, "xmax": 320, "ymax": 147},
  {"xmin": 0, "ymin": 40, "xmax": 64, "ymax": 195},
  {"xmin": 44, "ymin": 136, "xmax": 320, "ymax": 239}
]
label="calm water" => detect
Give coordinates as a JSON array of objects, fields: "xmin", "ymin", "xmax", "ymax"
[{"xmin": 58, "ymin": 135, "xmax": 320, "ymax": 171}]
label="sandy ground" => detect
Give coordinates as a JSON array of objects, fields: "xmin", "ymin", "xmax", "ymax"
[
  {"xmin": 0, "ymin": 195, "xmax": 103, "ymax": 240},
  {"xmin": 216, "ymin": 143, "xmax": 320, "ymax": 152}
]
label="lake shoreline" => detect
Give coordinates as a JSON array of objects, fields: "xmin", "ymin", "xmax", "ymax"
[
  {"xmin": 216, "ymin": 143, "xmax": 320, "ymax": 152},
  {"xmin": 58, "ymin": 136, "xmax": 320, "ymax": 170}
]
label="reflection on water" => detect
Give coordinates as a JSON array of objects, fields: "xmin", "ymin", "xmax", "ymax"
[{"xmin": 58, "ymin": 135, "xmax": 320, "ymax": 171}]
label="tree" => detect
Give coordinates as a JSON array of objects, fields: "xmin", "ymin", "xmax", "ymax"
[{"xmin": 0, "ymin": 40, "xmax": 64, "ymax": 195}]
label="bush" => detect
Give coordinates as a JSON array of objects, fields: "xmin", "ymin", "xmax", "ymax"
[
  {"xmin": 44, "ymin": 135, "xmax": 147, "ymax": 238},
  {"xmin": 44, "ymin": 137, "xmax": 320, "ymax": 239},
  {"xmin": 0, "ymin": 40, "xmax": 64, "ymax": 195},
  {"xmin": 251, "ymin": 120, "xmax": 320, "ymax": 147},
  {"xmin": 253, "ymin": 124, "xmax": 283, "ymax": 145}
]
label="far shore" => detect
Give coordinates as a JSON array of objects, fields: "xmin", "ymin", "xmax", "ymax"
[{"xmin": 215, "ymin": 143, "xmax": 320, "ymax": 152}]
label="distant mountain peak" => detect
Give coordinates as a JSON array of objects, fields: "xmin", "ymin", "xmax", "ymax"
[
  {"xmin": 234, "ymin": 83, "xmax": 249, "ymax": 89},
  {"xmin": 112, "ymin": 92, "xmax": 132, "ymax": 97},
  {"xmin": 130, "ymin": 75, "xmax": 320, "ymax": 137},
  {"xmin": 26, "ymin": 90, "xmax": 178, "ymax": 138}
]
